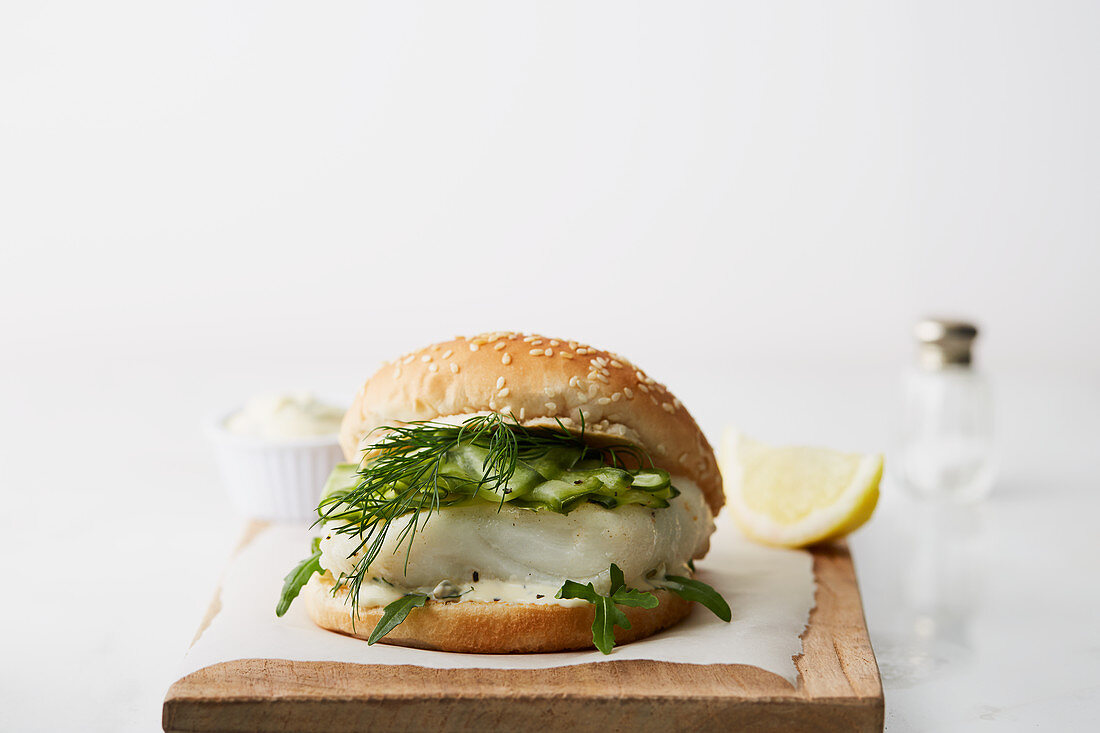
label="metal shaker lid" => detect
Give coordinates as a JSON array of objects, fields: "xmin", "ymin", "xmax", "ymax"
[{"xmin": 915, "ymin": 318, "xmax": 979, "ymax": 369}]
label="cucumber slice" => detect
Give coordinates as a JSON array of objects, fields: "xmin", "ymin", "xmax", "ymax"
[
  {"xmin": 586, "ymin": 494, "xmax": 619, "ymax": 509},
  {"xmin": 616, "ymin": 489, "xmax": 672, "ymax": 508},
  {"xmin": 630, "ymin": 469, "xmax": 671, "ymax": 492},
  {"xmin": 572, "ymin": 457, "xmax": 603, "ymax": 471},
  {"xmin": 558, "ymin": 467, "xmax": 633, "ymax": 496},
  {"xmin": 524, "ymin": 445, "xmax": 585, "ymax": 478},
  {"xmin": 525, "ymin": 478, "xmax": 596, "ymax": 513},
  {"xmin": 320, "ymin": 463, "xmax": 361, "ymax": 501},
  {"xmin": 449, "ymin": 444, "xmax": 543, "ymax": 501},
  {"xmin": 317, "ymin": 463, "xmax": 365, "ymax": 521}
]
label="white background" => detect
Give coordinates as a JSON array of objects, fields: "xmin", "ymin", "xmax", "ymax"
[{"xmin": 1, "ymin": 2, "xmax": 1098, "ymax": 731}]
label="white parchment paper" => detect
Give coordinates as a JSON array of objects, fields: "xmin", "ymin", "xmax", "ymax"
[{"xmin": 176, "ymin": 523, "xmax": 815, "ymax": 684}]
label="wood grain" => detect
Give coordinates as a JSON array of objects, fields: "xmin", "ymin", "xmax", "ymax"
[{"xmin": 164, "ymin": 524, "xmax": 883, "ymax": 732}]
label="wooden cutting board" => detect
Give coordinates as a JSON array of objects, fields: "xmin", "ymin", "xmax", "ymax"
[{"xmin": 163, "ymin": 522, "xmax": 883, "ymax": 732}]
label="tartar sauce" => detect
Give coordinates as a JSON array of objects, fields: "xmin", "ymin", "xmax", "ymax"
[{"xmin": 225, "ymin": 392, "xmax": 344, "ymax": 439}]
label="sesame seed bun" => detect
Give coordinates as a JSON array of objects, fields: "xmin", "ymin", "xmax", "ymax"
[
  {"xmin": 339, "ymin": 332, "xmax": 724, "ymax": 514},
  {"xmin": 303, "ymin": 571, "xmax": 693, "ymax": 654}
]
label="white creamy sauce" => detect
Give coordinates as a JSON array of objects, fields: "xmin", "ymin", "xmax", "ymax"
[
  {"xmin": 225, "ymin": 392, "xmax": 344, "ymax": 439},
  {"xmin": 319, "ymin": 476, "xmax": 714, "ymax": 608}
]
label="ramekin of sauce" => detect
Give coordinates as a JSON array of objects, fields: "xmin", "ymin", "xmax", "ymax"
[{"xmin": 210, "ymin": 393, "xmax": 346, "ymax": 522}]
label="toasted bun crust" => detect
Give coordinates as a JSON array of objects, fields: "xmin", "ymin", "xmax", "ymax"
[
  {"xmin": 340, "ymin": 332, "xmax": 723, "ymax": 513},
  {"xmin": 303, "ymin": 572, "xmax": 693, "ymax": 654}
]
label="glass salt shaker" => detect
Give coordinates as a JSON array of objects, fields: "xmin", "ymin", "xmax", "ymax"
[{"xmin": 897, "ymin": 319, "xmax": 997, "ymax": 502}]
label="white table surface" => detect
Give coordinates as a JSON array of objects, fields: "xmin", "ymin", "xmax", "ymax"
[{"xmin": 1, "ymin": 348, "xmax": 1096, "ymax": 732}]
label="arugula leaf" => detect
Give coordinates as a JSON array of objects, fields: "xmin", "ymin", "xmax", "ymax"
[
  {"xmin": 592, "ymin": 596, "xmax": 631, "ymax": 653},
  {"xmin": 557, "ymin": 579, "xmax": 599, "ymax": 603},
  {"xmin": 368, "ymin": 593, "xmax": 429, "ymax": 645},
  {"xmin": 608, "ymin": 563, "xmax": 627, "ymax": 594},
  {"xmin": 612, "ymin": 587, "xmax": 660, "ymax": 608},
  {"xmin": 275, "ymin": 537, "xmax": 324, "ymax": 617},
  {"xmin": 556, "ymin": 564, "xmax": 658, "ymax": 654},
  {"xmin": 655, "ymin": 575, "xmax": 732, "ymax": 622}
]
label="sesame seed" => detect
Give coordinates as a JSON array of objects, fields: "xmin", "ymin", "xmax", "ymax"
[
  {"xmin": 489, "ymin": 399, "xmax": 497, "ymax": 410},
  {"xmin": 597, "ymin": 397, "xmax": 611, "ymax": 405},
  {"xmin": 498, "ymin": 387, "xmax": 510, "ymax": 398},
  {"xmin": 576, "ymin": 348, "xmax": 587, "ymax": 355},
  {"xmin": 662, "ymin": 403, "xmax": 675, "ymax": 414},
  {"xmin": 496, "ymin": 377, "xmax": 505, "ymax": 389},
  {"xmin": 610, "ymin": 360, "xmax": 623, "ymax": 368},
  {"xmin": 568, "ymin": 376, "xmax": 580, "ymax": 388},
  {"xmin": 623, "ymin": 387, "xmax": 634, "ymax": 399},
  {"xmin": 560, "ymin": 352, "xmax": 574, "ymax": 360},
  {"xmin": 469, "ymin": 343, "xmax": 479, "ymax": 351},
  {"xmin": 545, "ymin": 401, "xmax": 557, "ymax": 411},
  {"xmin": 421, "ymin": 354, "xmax": 432, "ymax": 362},
  {"xmin": 593, "ymin": 373, "xmax": 609, "ymax": 383},
  {"xmin": 529, "ymin": 348, "xmax": 544, "ymax": 356},
  {"xmin": 403, "ymin": 355, "xmax": 415, "ymax": 365},
  {"xmin": 428, "ymin": 363, "xmax": 438, "ymax": 373},
  {"xmin": 638, "ymin": 383, "xmax": 650, "ymax": 393},
  {"xmin": 493, "ymin": 342, "xmax": 507, "ymax": 351},
  {"xmin": 545, "ymin": 348, "xmax": 553, "ymax": 357},
  {"xmin": 523, "ymin": 336, "xmax": 538, "ymax": 343},
  {"xmin": 450, "ymin": 363, "xmax": 460, "ymax": 374},
  {"xmin": 611, "ymin": 392, "xmax": 622, "ymax": 402},
  {"xmin": 549, "ymin": 340, "xmax": 560, "ymax": 346},
  {"xmin": 679, "ymin": 453, "xmax": 689, "ymax": 464},
  {"xmin": 673, "ymin": 398, "xmax": 682, "ymax": 409},
  {"xmin": 501, "ymin": 354, "xmax": 512, "ymax": 365},
  {"xmin": 519, "ymin": 407, "xmax": 526, "ymax": 420},
  {"xmin": 441, "ymin": 349, "xmax": 453, "ymax": 359}
]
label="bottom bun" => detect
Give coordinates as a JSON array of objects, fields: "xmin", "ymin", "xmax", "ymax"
[{"xmin": 303, "ymin": 572, "xmax": 692, "ymax": 654}]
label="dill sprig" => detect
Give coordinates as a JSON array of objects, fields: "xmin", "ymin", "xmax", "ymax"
[{"xmin": 318, "ymin": 412, "xmax": 650, "ymax": 610}]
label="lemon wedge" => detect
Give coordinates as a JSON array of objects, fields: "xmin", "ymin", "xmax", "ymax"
[{"xmin": 720, "ymin": 430, "xmax": 883, "ymax": 548}]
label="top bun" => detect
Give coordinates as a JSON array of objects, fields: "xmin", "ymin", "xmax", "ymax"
[{"xmin": 340, "ymin": 332, "xmax": 723, "ymax": 513}]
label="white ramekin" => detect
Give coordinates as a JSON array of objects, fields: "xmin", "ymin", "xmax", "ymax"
[{"xmin": 207, "ymin": 410, "xmax": 345, "ymax": 523}]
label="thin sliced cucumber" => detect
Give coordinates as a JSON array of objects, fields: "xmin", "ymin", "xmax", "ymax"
[
  {"xmin": 320, "ymin": 463, "xmax": 361, "ymax": 501},
  {"xmin": 318, "ymin": 453, "xmax": 684, "ymax": 518},
  {"xmin": 523, "ymin": 445, "xmax": 585, "ymax": 478},
  {"xmin": 449, "ymin": 444, "xmax": 543, "ymax": 501},
  {"xmin": 615, "ymin": 489, "xmax": 672, "ymax": 508},
  {"xmin": 525, "ymin": 478, "xmax": 597, "ymax": 513},
  {"xmin": 558, "ymin": 467, "xmax": 633, "ymax": 496},
  {"xmin": 629, "ymin": 468, "xmax": 671, "ymax": 492}
]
